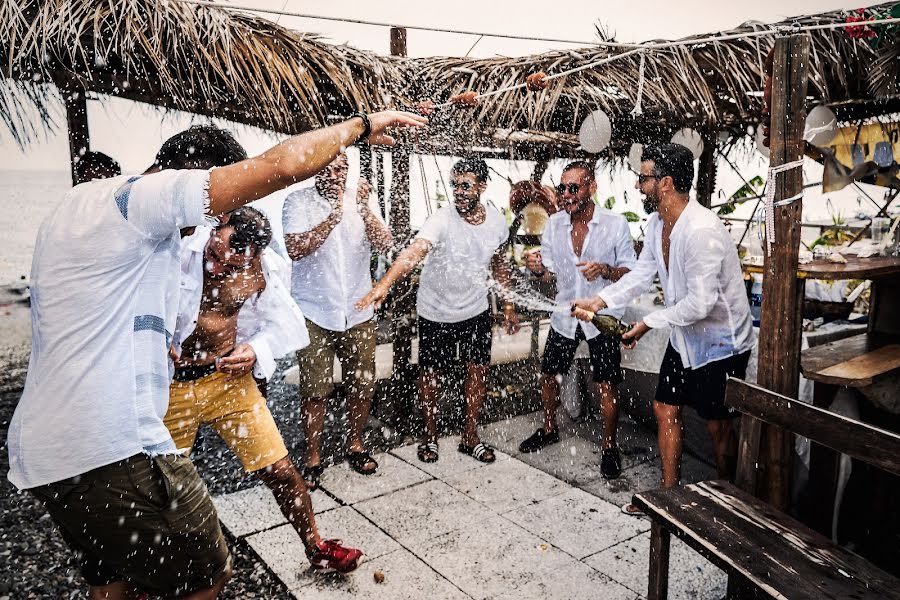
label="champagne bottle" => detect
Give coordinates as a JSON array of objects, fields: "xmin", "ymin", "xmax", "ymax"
[{"xmin": 587, "ymin": 312, "xmax": 630, "ymax": 338}]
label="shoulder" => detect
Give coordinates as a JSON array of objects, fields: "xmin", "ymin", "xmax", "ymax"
[{"xmin": 595, "ymin": 207, "xmax": 629, "ymax": 228}]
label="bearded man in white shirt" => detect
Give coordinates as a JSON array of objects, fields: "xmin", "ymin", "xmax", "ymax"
[
  {"xmin": 519, "ymin": 161, "xmax": 636, "ymax": 480},
  {"xmin": 573, "ymin": 144, "xmax": 754, "ymax": 515},
  {"xmin": 283, "ymin": 153, "xmax": 393, "ymax": 489},
  {"xmin": 356, "ymin": 158, "xmax": 520, "ymax": 465}
]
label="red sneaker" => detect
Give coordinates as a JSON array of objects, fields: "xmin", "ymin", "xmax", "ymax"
[{"xmin": 308, "ymin": 539, "xmax": 363, "ymax": 574}]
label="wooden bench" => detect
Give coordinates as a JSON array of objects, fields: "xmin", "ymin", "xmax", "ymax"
[{"xmin": 632, "ymin": 378, "xmax": 900, "ymax": 600}]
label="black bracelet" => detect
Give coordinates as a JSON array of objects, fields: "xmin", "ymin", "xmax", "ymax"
[
  {"xmin": 350, "ymin": 111, "xmax": 371, "ymax": 141},
  {"xmin": 532, "ymin": 269, "xmax": 546, "ymax": 278}
]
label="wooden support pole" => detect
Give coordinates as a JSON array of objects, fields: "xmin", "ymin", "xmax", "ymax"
[
  {"xmin": 375, "ymin": 152, "xmax": 386, "ymax": 219},
  {"xmin": 63, "ymin": 87, "xmax": 90, "ymax": 186},
  {"xmin": 647, "ymin": 522, "xmax": 671, "ymax": 600},
  {"xmin": 748, "ymin": 35, "xmax": 811, "ymax": 509},
  {"xmin": 695, "ymin": 130, "xmax": 717, "ymax": 208},
  {"xmin": 390, "ymin": 27, "xmax": 408, "ymax": 58}
]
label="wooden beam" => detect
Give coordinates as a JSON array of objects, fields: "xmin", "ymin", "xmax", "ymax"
[
  {"xmin": 694, "ymin": 130, "xmax": 717, "ymax": 208},
  {"xmin": 63, "ymin": 87, "xmax": 90, "ymax": 186},
  {"xmin": 753, "ymin": 35, "xmax": 811, "ymax": 509},
  {"xmin": 390, "ymin": 27, "xmax": 408, "ymax": 58}
]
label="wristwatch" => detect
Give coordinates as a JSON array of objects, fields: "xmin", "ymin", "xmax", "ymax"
[
  {"xmin": 531, "ymin": 268, "xmax": 546, "ymax": 278},
  {"xmin": 351, "ymin": 111, "xmax": 371, "ymax": 140}
]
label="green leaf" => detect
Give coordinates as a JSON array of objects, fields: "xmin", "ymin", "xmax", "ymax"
[
  {"xmin": 622, "ymin": 211, "xmax": 640, "ymax": 222},
  {"xmin": 604, "ymin": 195, "xmax": 616, "ymax": 210},
  {"xmin": 717, "ymin": 202, "xmax": 736, "ymax": 216}
]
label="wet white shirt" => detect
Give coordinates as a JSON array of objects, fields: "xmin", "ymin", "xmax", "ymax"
[
  {"xmin": 599, "ymin": 200, "xmax": 755, "ymax": 369},
  {"xmin": 416, "ymin": 204, "xmax": 509, "ymax": 323},
  {"xmin": 8, "ymin": 170, "xmax": 212, "ymax": 489},
  {"xmin": 173, "ymin": 227, "xmax": 310, "ymax": 380},
  {"xmin": 282, "ymin": 186, "xmax": 381, "ymax": 332},
  {"xmin": 542, "ymin": 207, "xmax": 637, "ymax": 339}
]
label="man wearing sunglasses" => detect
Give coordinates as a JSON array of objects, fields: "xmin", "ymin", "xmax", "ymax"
[
  {"xmin": 572, "ymin": 144, "xmax": 754, "ymax": 515},
  {"xmin": 356, "ymin": 158, "xmax": 520, "ymax": 465},
  {"xmin": 519, "ymin": 161, "xmax": 636, "ymax": 479}
]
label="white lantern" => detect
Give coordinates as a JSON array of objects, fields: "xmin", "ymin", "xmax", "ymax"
[
  {"xmin": 755, "ymin": 126, "xmax": 770, "ymax": 159},
  {"xmin": 628, "ymin": 143, "xmax": 643, "ymax": 172},
  {"xmin": 578, "ymin": 109, "xmax": 612, "ymax": 153},
  {"xmin": 804, "ymin": 105, "xmax": 837, "ymax": 146},
  {"xmin": 670, "ymin": 128, "xmax": 704, "ymax": 159}
]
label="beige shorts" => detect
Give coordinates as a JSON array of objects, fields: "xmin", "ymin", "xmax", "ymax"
[
  {"xmin": 166, "ymin": 371, "xmax": 289, "ymax": 472},
  {"xmin": 296, "ymin": 319, "xmax": 376, "ymax": 399}
]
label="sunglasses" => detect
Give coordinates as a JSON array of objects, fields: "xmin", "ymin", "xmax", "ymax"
[
  {"xmin": 555, "ymin": 183, "xmax": 582, "ymax": 195},
  {"xmin": 453, "ymin": 181, "xmax": 478, "ymax": 191},
  {"xmin": 637, "ymin": 173, "xmax": 662, "ymax": 184}
]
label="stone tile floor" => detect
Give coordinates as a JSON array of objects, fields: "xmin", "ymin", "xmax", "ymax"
[{"xmin": 213, "ymin": 412, "xmax": 727, "ymax": 599}]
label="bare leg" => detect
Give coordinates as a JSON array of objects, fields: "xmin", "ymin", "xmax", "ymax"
[
  {"xmin": 653, "ymin": 400, "xmax": 683, "ymax": 489},
  {"xmin": 176, "ymin": 561, "xmax": 233, "ymax": 600},
  {"xmin": 706, "ymin": 418, "xmax": 737, "ymax": 480},
  {"xmin": 596, "ymin": 382, "xmax": 619, "ymax": 451},
  {"xmin": 540, "ymin": 373, "xmax": 560, "ymax": 433},
  {"xmin": 256, "ymin": 457, "xmax": 320, "ymax": 555},
  {"xmin": 88, "ymin": 582, "xmax": 142, "ymax": 600},
  {"xmin": 301, "ymin": 396, "xmax": 327, "ymax": 469},
  {"xmin": 461, "ymin": 364, "xmax": 488, "ymax": 448},
  {"xmin": 420, "ymin": 369, "xmax": 440, "ymax": 443},
  {"xmin": 346, "ymin": 393, "xmax": 372, "ymax": 454}
]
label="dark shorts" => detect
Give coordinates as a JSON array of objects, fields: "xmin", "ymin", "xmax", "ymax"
[
  {"xmin": 418, "ymin": 310, "xmax": 492, "ymax": 370},
  {"xmin": 30, "ymin": 454, "xmax": 230, "ymax": 596},
  {"xmin": 655, "ymin": 343, "xmax": 752, "ymax": 420},
  {"xmin": 541, "ymin": 326, "xmax": 623, "ymax": 384}
]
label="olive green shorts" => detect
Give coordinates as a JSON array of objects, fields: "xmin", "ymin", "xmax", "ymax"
[
  {"xmin": 296, "ymin": 318, "xmax": 376, "ymax": 399},
  {"xmin": 30, "ymin": 453, "xmax": 230, "ymax": 596}
]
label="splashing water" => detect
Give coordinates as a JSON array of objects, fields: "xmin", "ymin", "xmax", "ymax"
[{"xmin": 485, "ymin": 272, "xmax": 570, "ymax": 314}]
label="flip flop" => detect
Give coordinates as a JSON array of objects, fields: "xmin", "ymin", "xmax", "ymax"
[
  {"xmin": 458, "ymin": 441, "xmax": 496, "ymax": 463},
  {"xmin": 621, "ymin": 502, "xmax": 644, "ymax": 516},
  {"xmin": 417, "ymin": 442, "xmax": 439, "ymax": 463},
  {"xmin": 346, "ymin": 451, "xmax": 378, "ymax": 475},
  {"xmin": 301, "ymin": 464, "xmax": 325, "ymax": 491}
]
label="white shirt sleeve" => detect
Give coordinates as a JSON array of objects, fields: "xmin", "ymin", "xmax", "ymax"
[
  {"xmin": 281, "ymin": 190, "xmax": 311, "ymax": 235},
  {"xmin": 614, "ymin": 218, "xmax": 638, "ymax": 270},
  {"xmin": 599, "ymin": 235, "xmax": 658, "ymax": 309},
  {"xmin": 541, "ymin": 221, "xmax": 557, "ymax": 273},
  {"xmin": 416, "ymin": 210, "xmax": 447, "ymax": 244},
  {"xmin": 643, "ymin": 227, "xmax": 726, "ymax": 329},
  {"xmin": 116, "ymin": 169, "xmax": 211, "ymax": 238}
]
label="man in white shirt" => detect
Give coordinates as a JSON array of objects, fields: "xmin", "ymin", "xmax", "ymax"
[
  {"xmin": 8, "ymin": 110, "xmax": 425, "ymax": 598},
  {"xmin": 356, "ymin": 158, "xmax": 520, "ymax": 465},
  {"xmin": 519, "ymin": 161, "xmax": 636, "ymax": 479},
  {"xmin": 168, "ymin": 208, "xmax": 362, "ymax": 574},
  {"xmin": 282, "ymin": 153, "xmax": 393, "ymax": 488},
  {"xmin": 573, "ymin": 144, "xmax": 754, "ymax": 513}
]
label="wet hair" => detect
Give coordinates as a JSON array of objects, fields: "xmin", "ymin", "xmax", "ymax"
[
  {"xmin": 154, "ymin": 125, "xmax": 247, "ymax": 170},
  {"xmin": 641, "ymin": 143, "xmax": 694, "ymax": 194},
  {"xmin": 451, "ymin": 157, "xmax": 490, "ymax": 183},
  {"xmin": 75, "ymin": 151, "xmax": 121, "ymax": 182},
  {"xmin": 218, "ymin": 207, "xmax": 272, "ymax": 256},
  {"xmin": 562, "ymin": 160, "xmax": 595, "ymax": 180}
]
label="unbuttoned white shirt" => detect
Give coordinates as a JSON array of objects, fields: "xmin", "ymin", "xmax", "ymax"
[
  {"xmin": 173, "ymin": 227, "xmax": 310, "ymax": 380},
  {"xmin": 282, "ymin": 186, "xmax": 380, "ymax": 332},
  {"xmin": 8, "ymin": 169, "xmax": 212, "ymax": 490},
  {"xmin": 542, "ymin": 207, "xmax": 637, "ymax": 339},
  {"xmin": 599, "ymin": 199, "xmax": 755, "ymax": 369}
]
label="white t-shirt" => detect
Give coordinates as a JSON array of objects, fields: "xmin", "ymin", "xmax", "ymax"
[
  {"xmin": 282, "ymin": 186, "xmax": 380, "ymax": 332},
  {"xmin": 415, "ymin": 204, "xmax": 509, "ymax": 323},
  {"xmin": 7, "ymin": 170, "xmax": 211, "ymax": 490}
]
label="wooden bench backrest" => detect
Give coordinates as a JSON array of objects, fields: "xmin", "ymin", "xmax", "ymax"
[{"xmin": 726, "ymin": 377, "xmax": 900, "ymax": 478}]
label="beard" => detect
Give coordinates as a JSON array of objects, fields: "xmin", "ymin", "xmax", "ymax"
[
  {"xmin": 454, "ymin": 196, "xmax": 480, "ymax": 215},
  {"xmin": 642, "ymin": 193, "xmax": 660, "ymax": 214}
]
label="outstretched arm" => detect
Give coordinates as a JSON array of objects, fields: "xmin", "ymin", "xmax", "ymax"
[
  {"xmin": 207, "ymin": 111, "xmax": 426, "ymax": 216},
  {"xmin": 355, "ymin": 238, "xmax": 432, "ymax": 310},
  {"xmin": 284, "ymin": 204, "xmax": 342, "ymax": 261},
  {"xmin": 491, "ymin": 248, "xmax": 521, "ymax": 334},
  {"xmin": 357, "ymin": 180, "xmax": 394, "ymax": 255}
]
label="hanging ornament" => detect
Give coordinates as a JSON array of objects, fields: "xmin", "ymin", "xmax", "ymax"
[
  {"xmin": 755, "ymin": 126, "xmax": 770, "ymax": 158},
  {"xmin": 628, "ymin": 143, "xmax": 644, "ymax": 172},
  {"xmin": 630, "ymin": 52, "xmax": 646, "ymax": 117},
  {"xmin": 670, "ymin": 128, "xmax": 704, "ymax": 159},
  {"xmin": 578, "ymin": 110, "xmax": 612, "ymax": 153},
  {"xmin": 803, "ymin": 105, "xmax": 837, "ymax": 146}
]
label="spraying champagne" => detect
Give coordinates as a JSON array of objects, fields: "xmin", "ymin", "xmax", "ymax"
[{"xmin": 570, "ymin": 305, "xmax": 630, "ymax": 339}]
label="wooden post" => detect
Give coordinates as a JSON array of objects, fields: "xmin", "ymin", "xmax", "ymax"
[
  {"xmin": 375, "ymin": 152, "xmax": 386, "ymax": 219},
  {"xmin": 647, "ymin": 522, "xmax": 671, "ymax": 600},
  {"xmin": 359, "ymin": 145, "xmax": 373, "ymax": 181},
  {"xmin": 63, "ymin": 87, "xmax": 90, "ymax": 186},
  {"xmin": 750, "ymin": 35, "xmax": 811, "ymax": 509},
  {"xmin": 695, "ymin": 130, "xmax": 717, "ymax": 208},
  {"xmin": 390, "ymin": 27, "xmax": 408, "ymax": 58}
]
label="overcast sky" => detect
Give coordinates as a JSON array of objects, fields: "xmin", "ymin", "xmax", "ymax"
[{"xmin": 0, "ymin": 0, "xmax": 877, "ymax": 172}]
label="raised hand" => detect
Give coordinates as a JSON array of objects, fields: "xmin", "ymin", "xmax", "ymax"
[{"xmin": 365, "ymin": 111, "xmax": 428, "ymax": 145}]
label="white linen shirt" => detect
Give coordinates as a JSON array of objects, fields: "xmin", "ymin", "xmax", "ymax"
[
  {"xmin": 542, "ymin": 207, "xmax": 637, "ymax": 339},
  {"xmin": 415, "ymin": 204, "xmax": 509, "ymax": 323},
  {"xmin": 173, "ymin": 227, "xmax": 310, "ymax": 380},
  {"xmin": 282, "ymin": 186, "xmax": 379, "ymax": 332},
  {"xmin": 599, "ymin": 200, "xmax": 755, "ymax": 369},
  {"xmin": 8, "ymin": 170, "xmax": 212, "ymax": 490}
]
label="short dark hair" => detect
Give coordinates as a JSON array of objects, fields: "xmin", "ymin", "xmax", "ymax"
[
  {"xmin": 155, "ymin": 125, "xmax": 247, "ymax": 170},
  {"xmin": 641, "ymin": 144, "xmax": 694, "ymax": 194},
  {"xmin": 75, "ymin": 151, "xmax": 121, "ymax": 182},
  {"xmin": 218, "ymin": 207, "xmax": 272, "ymax": 256},
  {"xmin": 451, "ymin": 158, "xmax": 490, "ymax": 183},
  {"xmin": 562, "ymin": 160, "xmax": 595, "ymax": 180}
]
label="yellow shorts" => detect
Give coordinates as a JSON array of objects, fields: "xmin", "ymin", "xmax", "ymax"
[
  {"xmin": 166, "ymin": 371, "xmax": 288, "ymax": 473},
  {"xmin": 296, "ymin": 319, "xmax": 376, "ymax": 399}
]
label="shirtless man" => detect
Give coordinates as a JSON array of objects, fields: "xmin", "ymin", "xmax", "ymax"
[{"xmin": 167, "ymin": 207, "xmax": 362, "ymax": 573}]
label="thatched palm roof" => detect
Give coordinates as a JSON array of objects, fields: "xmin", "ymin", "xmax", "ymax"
[
  {"xmin": 1, "ymin": 0, "xmax": 898, "ymax": 153},
  {"xmin": 0, "ymin": 0, "xmax": 400, "ymax": 145}
]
